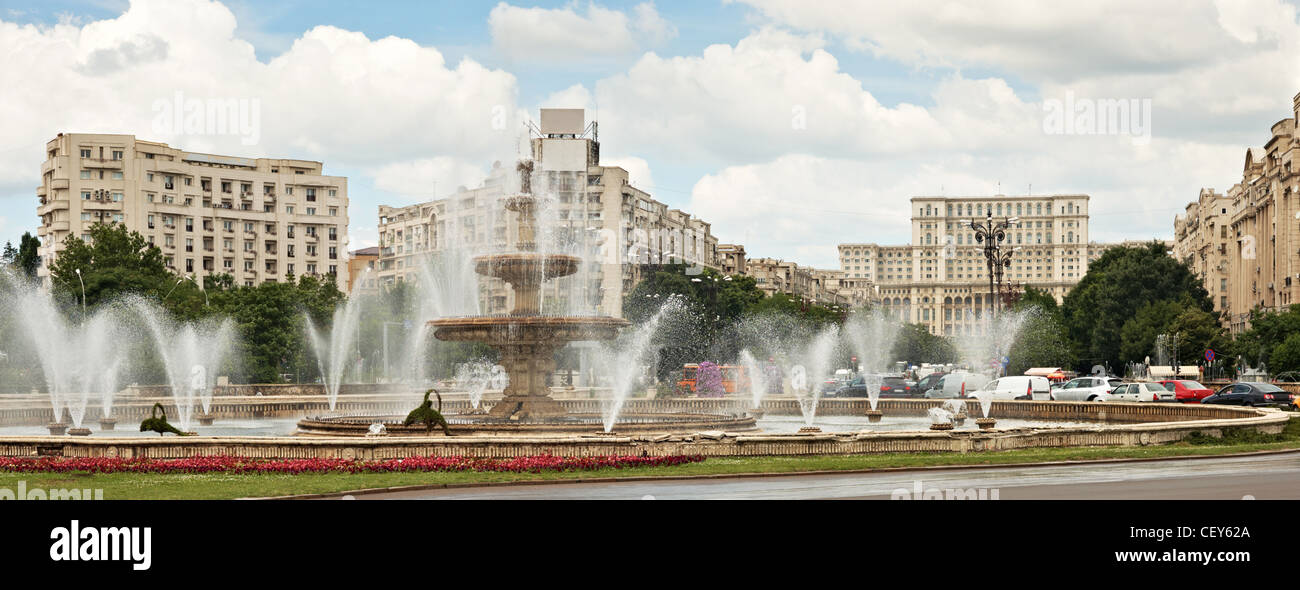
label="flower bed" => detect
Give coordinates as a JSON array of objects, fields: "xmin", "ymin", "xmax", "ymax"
[{"xmin": 0, "ymin": 454, "xmax": 707, "ymax": 475}]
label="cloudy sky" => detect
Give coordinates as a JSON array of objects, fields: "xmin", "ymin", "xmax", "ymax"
[{"xmin": 2, "ymin": 0, "xmax": 1299, "ymax": 267}]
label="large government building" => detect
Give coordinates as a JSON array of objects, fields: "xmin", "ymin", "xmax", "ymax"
[
  {"xmin": 374, "ymin": 109, "xmax": 721, "ymax": 317},
  {"xmin": 1175, "ymin": 90, "xmax": 1300, "ymax": 333},
  {"xmin": 35, "ymin": 133, "xmax": 350, "ymax": 290},
  {"xmin": 839, "ymin": 194, "xmax": 1098, "ymax": 336}
]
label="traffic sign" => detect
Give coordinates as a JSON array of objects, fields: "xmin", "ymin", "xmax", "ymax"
[{"xmin": 1205, "ymin": 349, "xmax": 1215, "ymax": 363}]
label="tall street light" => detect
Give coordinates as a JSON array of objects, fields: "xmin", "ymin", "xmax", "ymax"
[
  {"xmin": 969, "ymin": 214, "xmax": 1018, "ymax": 318},
  {"xmin": 74, "ymin": 268, "xmax": 86, "ymax": 320}
]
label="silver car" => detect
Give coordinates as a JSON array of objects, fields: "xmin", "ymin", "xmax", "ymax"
[{"xmin": 1052, "ymin": 376, "xmax": 1124, "ymax": 401}]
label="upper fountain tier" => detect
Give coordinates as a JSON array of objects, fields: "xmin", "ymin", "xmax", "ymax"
[{"xmin": 473, "ymin": 252, "xmax": 580, "ymax": 316}]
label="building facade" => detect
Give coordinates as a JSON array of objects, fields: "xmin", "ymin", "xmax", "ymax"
[
  {"xmin": 374, "ymin": 109, "xmax": 721, "ymax": 318},
  {"xmin": 347, "ymin": 246, "xmax": 380, "ymax": 293},
  {"xmin": 36, "ymin": 133, "xmax": 349, "ymax": 289},
  {"xmin": 1223, "ymin": 93, "xmax": 1300, "ymax": 332},
  {"xmin": 839, "ymin": 194, "xmax": 1094, "ymax": 336}
]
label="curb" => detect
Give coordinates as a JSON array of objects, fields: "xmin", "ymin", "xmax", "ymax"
[{"xmin": 243, "ymin": 446, "xmax": 1300, "ymax": 500}]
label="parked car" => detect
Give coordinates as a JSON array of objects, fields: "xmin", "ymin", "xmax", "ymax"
[
  {"xmin": 924, "ymin": 372, "xmax": 991, "ymax": 399},
  {"xmin": 1051, "ymin": 376, "xmax": 1125, "ymax": 401},
  {"xmin": 913, "ymin": 371, "xmax": 948, "ymax": 396},
  {"xmin": 966, "ymin": 375, "xmax": 1052, "ymax": 401},
  {"xmin": 1110, "ymin": 382, "xmax": 1177, "ymax": 402},
  {"xmin": 1202, "ymin": 382, "xmax": 1296, "ymax": 407},
  {"xmin": 837, "ymin": 375, "xmax": 916, "ymax": 398},
  {"xmin": 1155, "ymin": 380, "xmax": 1214, "ymax": 403}
]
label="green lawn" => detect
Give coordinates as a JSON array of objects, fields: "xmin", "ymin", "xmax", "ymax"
[{"xmin": 2, "ymin": 418, "xmax": 1296, "ymax": 500}]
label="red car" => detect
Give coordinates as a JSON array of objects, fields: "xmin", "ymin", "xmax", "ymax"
[{"xmin": 1156, "ymin": 380, "xmax": 1214, "ymax": 403}]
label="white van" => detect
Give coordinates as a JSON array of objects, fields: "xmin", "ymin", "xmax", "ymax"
[
  {"xmin": 968, "ymin": 375, "xmax": 1052, "ymax": 401},
  {"xmin": 926, "ymin": 372, "xmax": 991, "ymax": 399}
]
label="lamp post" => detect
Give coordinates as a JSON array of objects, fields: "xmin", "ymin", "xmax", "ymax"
[
  {"xmin": 969, "ymin": 214, "xmax": 1018, "ymax": 318},
  {"xmin": 74, "ymin": 268, "xmax": 86, "ymax": 319}
]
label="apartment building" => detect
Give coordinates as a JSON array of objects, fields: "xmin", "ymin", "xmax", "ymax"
[
  {"xmin": 374, "ymin": 109, "xmax": 721, "ymax": 317},
  {"xmin": 839, "ymin": 194, "xmax": 1093, "ymax": 336},
  {"xmin": 1220, "ymin": 92, "xmax": 1300, "ymax": 333},
  {"xmin": 718, "ymin": 243, "xmax": 746, "ymax": 275},
  {"xmin": 35, "ymin": 133, "xmax": 349, "ymax": 289},
  {"xmin": 347, "ymin": 246, "xmax": 380, "ymax": 293},
  {"xmin": 746, "ymin": 257, "xmax": 852, "ymax": 306}
]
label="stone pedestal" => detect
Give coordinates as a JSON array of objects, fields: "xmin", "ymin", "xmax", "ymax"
[
  {"xmin": 67, "ymin": 427, "xmax": 92, "ymax": 436},
  {"xmin": 975, "ymin": 417, "xmax": 997, "ymax": 430},
  {"xmin": 47, "ymin": 423, "xmax": 68, "ymax": 436},
  {"xmin": 98, "ymin": 418, "xmax": 117, "ymax": 431},
  {"xmin": 488, "ymin": 394, "xmax": 567, "ymax": 420},
  {"xmin": 865, "ymin": 409, "xmax": 883, "ymax": 423}
]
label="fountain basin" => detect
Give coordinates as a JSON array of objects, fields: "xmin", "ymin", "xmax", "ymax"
[
  {"xmin": 297, "ymin": 412, "xmax": 757, "ymax": 436},
  {"xmin": 98, "ymin": 418, "xmax": 117, "ymax": 431},
  {"xmin": 929, "ymin": 422, "xmax": 954, "ymax": 431},
  {"xmin": 865, "ymin": 409, "xmax": 883, "ymax": 423},
  {"xmin": 197, "ymin": 413, "xmax": 215, "ymax": 426},
  {"xmin": 976, "ymin": 417, "xmax": 997, "ymax": 430},
  {"xmin": 47, "ymin": 423, "xmax": 68, "ymax": 436}
]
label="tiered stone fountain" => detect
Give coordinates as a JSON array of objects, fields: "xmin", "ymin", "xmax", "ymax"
[
  {"xmin": 297, "ymin": 161, "xmax": 756, "ymax": 436},
  {"xmin": 429, "ymin": 161, "xmax": 628, "ymax": 420}
]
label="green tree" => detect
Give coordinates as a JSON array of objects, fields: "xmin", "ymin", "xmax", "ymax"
[
  {"xmin": 1006, "ymin": 288, "xmax": 1075, "ymax": 375},
  {"xmin": 1269, "ymin": 332, "xmax": 1300, "ymax": 374},
  {"xmin": 16, "ymin": 233, "xmax": 40, "ymax": 279},
  {"xmin": 1234, "ymin": 305, "xmax": 1300, "ymax": 371},
  {"xmin": 48, "ymin": 223, "xmax": 173, "ymax": 310},
  {"xmin": 891, "ymin": 323, "xmax": 958, "ymax": 365},
  {"xmin": 1061, "ymin": 242, "xmax": 1214, "ymax": 372}
]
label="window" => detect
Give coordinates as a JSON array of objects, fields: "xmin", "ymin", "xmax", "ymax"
[
  {"xmin": 328, "ymin": 207, "xmax": 337, "ymax": 217},
  {"xmin": 79, "ymin": 149, "xmax": 91, "ymax": 158},
  {"xmin": 111, "ymin": 171, "xmax": 123, "ymax": 180},
  {"xmin": 80, "ymin": 170, "xmax": 92, "ymax": 179},
  {"xmin": 306, "ymin": 207, "xmax": 316, "ymax": 216},
  {"xmin": 81, "ymin": 191, "xmax": 91, "ymax": 200},
  {"xmin": 306, "ymin": 188, "xmax": 316, "ymax": 201},
  {"xmin": 285, "ymin": 205, "xmax": 295, "ymax": 214},
  {"xmin": 328, "ymin": 189, "xmax": 337, "ymax": 197}
]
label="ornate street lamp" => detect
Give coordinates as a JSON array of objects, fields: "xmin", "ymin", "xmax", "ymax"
[{"xmin": 969, "ymin": 214, "xmax": 1018, "ymax": 318}]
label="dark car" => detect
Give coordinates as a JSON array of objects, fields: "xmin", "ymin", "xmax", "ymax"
[
  {"xmin": 1202, "ymin": 382, "xmax": 1295, "ymax": 407},
  {"xmin": 835, "ymin": 376, "xmax": 916, "ymax": 398}
]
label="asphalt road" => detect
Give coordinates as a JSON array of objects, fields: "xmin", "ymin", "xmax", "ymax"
[{"xmin": 341, "ymin": 451, "xmax": 1300, "ymax": 500}]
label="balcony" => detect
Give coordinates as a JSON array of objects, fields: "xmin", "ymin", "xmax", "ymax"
[
  {"xmin": 83, "ymin": 158, "xmax": 123, "ymax": 169},
  {"xmin": 51, "ymin": 179, "xmax": 69, "ymax": 190},
  {"xmin": 36, "ymin": 185, "xmax": 47, "ymax": 198},
  {"xmin": 243, "ymin": 250, "xmax": 257, "ymax": 258}
]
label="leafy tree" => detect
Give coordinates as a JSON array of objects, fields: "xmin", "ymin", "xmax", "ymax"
[
  {"xmin": 15, "ymin": 233, "xmax": 40, "ymax": 278},
  {"xmin": 1061, "ymin": 242, "xmax": 1213, "ymax": 371},
  {"xmin": 1006, "ymin": 288, "xmax": 1075, "ymax": 375},
  {"xmin": 1234, "ymin": 305, "xmax": 1300, "ymax": 371},
  {"xmin": 891, "ymin": 323, "xmax": 957, "ymax": 365},
  {"xmin": 1119, "ymin": 299, "xmax": 1184, "ymax": 363},
  {"xmin": 48, "ymin": 223, "xmax": 173, "ymax": 310},
  {"xmin": 1269, "ymin": 332, "xmax": 1300, "ymax": 375}
]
